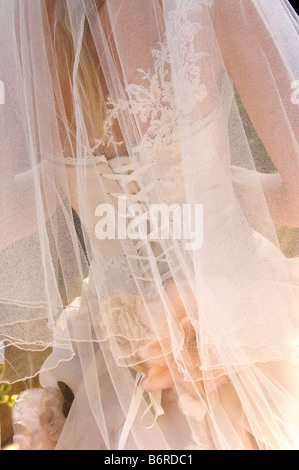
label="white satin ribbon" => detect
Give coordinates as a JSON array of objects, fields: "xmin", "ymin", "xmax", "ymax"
[{"xmin": 118, "ymin": 371, "xmax": 165, "ymax": 450}]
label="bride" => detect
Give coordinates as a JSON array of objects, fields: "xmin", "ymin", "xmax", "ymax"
[{"xmin": 1, "ymin": 0, "xmax": 299, "ymax": 450}]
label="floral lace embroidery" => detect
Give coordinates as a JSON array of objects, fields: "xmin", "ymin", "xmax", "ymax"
[
  {"xmin": 114, "ymin": 0, "xmax": 213, "ymax": 162},
  {"xmin": 166, "ymin": 0, "xmax": 214, "ymax": 116},
  {"xmin": 115, "ymin": 39, "xmax": 177, "ymax": 161}
]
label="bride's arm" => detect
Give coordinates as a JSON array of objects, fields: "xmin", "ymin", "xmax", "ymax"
[
  {"xmin": 230, "ymin": 165, "xmax": 299, "ymax": 227},
  {"xmin": 0, "ymin": 102, "xmax": 67, "ymax": 250},
  {"xmin": 213, "ymin": 0, "xmax": 299, "ymax": 227}
]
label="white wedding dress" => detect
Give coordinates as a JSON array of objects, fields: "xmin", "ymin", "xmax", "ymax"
[
  {"xmin": 1, "ymin": 0, "xmax": 299, "ymax": 451},
  {"xmin": 12, "ymin": 72, "xmax": 299, "ymax": 450}
]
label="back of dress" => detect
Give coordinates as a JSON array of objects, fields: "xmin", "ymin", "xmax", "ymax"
[{"xmin": 1, "ymin": 0, "xmax": 299, "ymax": 450}]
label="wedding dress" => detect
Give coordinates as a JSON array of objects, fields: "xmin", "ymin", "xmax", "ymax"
[{"xmin": 1, "ymin": 0, "xmax": 299, "ymax": 450}]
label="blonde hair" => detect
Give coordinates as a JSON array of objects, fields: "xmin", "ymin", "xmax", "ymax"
[{"xmin": 55, "ymin": 0, "xmax": 105, "ymax": 144}]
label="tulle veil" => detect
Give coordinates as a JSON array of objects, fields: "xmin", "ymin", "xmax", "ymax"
[{"xmin": 1, "ymin": 0, "xmax": 299, "ymax": 450}]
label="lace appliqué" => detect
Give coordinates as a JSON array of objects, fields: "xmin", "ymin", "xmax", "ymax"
[
  {"xmin": 93, "ymin": 97, "xmax": 125, "ymax": 154},
  {"xmin": 166, "ymin": 0, "xmax": 214, "ymax": 116},
  {"xmin": 115, "ymin": 40, "xmax": 177, "ymax": 161},
  {"xmin": 114, "ymin": 0, "xmax": 214, "ymax": 162}
]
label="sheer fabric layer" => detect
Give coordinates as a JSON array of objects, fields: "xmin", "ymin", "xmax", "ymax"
[{"xmin": 0, "ymin": 0, "xmax": 299, "ymax": 450}]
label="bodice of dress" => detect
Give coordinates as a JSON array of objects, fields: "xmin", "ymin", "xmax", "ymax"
[
  {"xmin": 20, "ymin": 70, "xmax": 279, "ymax": 452},
  {"xmin": 87, "ymin": 152, "xmax": 180, "ymax": 301},
  {"xmin": 71, "ymin": 81, "xmax": 237, "ymax": 303}
]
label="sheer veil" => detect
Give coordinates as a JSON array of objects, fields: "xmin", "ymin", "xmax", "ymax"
[{"xmin": 1, "ymin": 0, "xmax": 299, "ymax": 450}]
